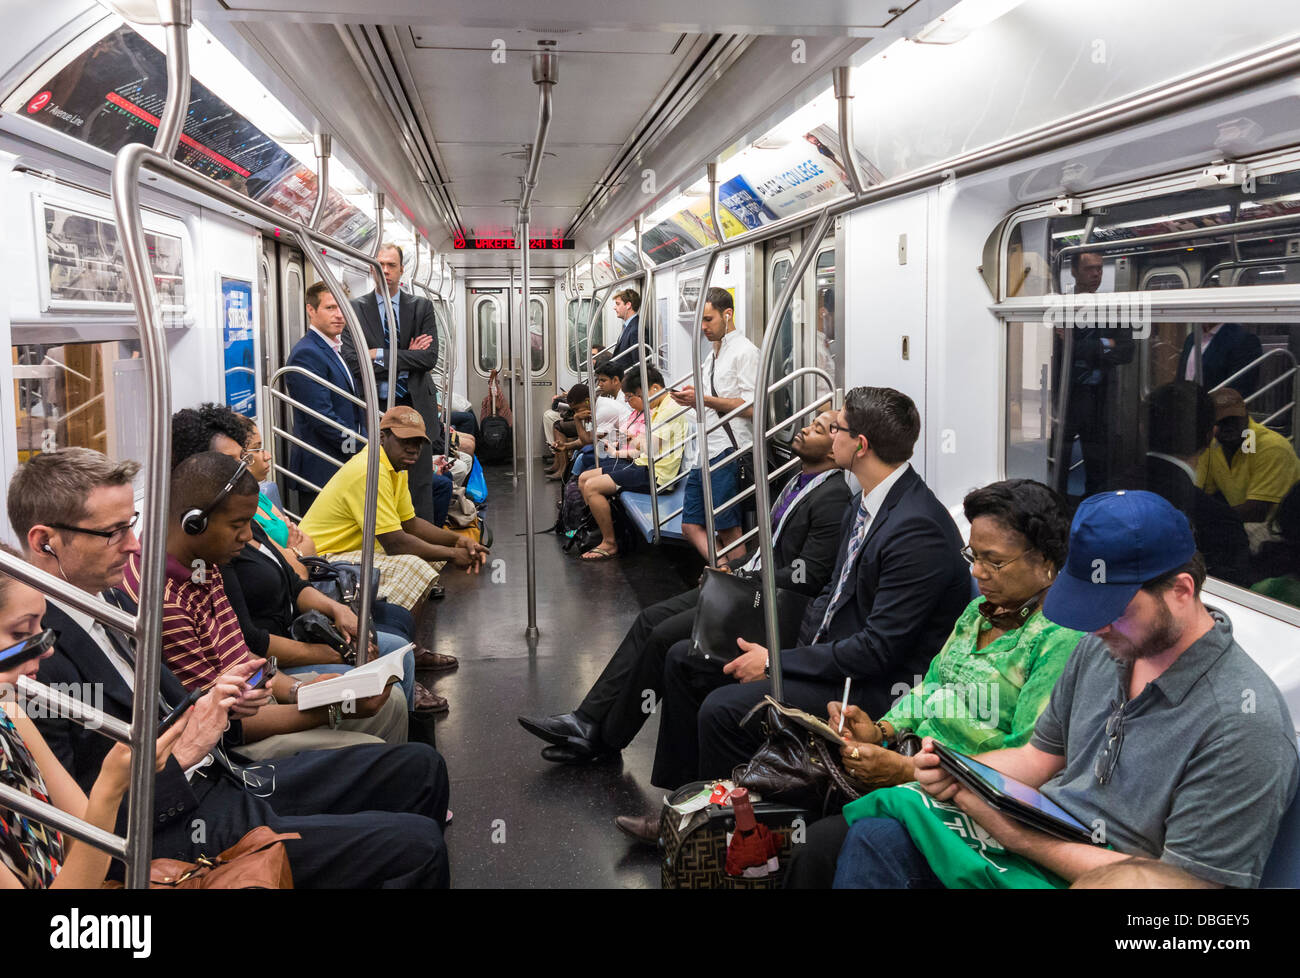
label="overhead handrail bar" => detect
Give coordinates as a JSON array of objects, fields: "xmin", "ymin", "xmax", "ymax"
[
  {"xmin": 750, "ymin": 205, "xmax": 835, "ymax": 700},
  {"xmin": 1196, "ymin": 253, "xmax": 1300, "ymax": 288},
  {"xmin": 516, "ymin": 50, "xmax": 557, "ymax": 638}
]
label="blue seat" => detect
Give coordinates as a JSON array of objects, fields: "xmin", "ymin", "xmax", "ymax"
[
  {"xmin": 1259, "ymin": 743, "xmax": 1300, "ymax": 888},
  {"xmin": 618, "ymin": 483, "xmax": 687, "ymax": 543}
]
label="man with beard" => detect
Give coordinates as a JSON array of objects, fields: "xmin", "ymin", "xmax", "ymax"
[{"xmin": 832, "ymin": 490, "xmax": 1297, "ymax": 888}]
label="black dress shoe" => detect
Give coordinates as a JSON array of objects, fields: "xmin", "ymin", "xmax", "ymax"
[
  {"xmin": 517, "ymin": 712, "xmax": 600, "ymax": 753},
  {"xmin": 540, "ymin": 743, "xmax": 615, "ymax": 764}
]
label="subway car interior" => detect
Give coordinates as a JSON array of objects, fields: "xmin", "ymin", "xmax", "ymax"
[{"xmin": 1, "ymin": 0, "xmax": 1300, "ymax": 896}]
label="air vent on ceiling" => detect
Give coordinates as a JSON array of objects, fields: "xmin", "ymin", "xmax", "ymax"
[{"xmin": 500, "ymin": 147, "xmax": 557, "ymax": 161}]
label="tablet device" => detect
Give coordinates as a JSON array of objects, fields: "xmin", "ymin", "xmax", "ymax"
[{"xmin": 932, "ymin": 742, "xmax": 1096, "ymax": 845}]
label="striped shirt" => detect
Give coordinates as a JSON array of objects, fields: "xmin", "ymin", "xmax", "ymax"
[{"xmin": 121, "ymin": 551, "xmax": 252, "ymax": 690}]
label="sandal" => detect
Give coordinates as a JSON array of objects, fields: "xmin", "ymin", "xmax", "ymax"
[{"xmin": 581, "ymin": 545, "xmax": 618, "ymax": 561}]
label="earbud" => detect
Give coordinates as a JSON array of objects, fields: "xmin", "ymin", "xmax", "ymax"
[{"xmin": 42, "ymin": 543, "xmax": 55, "ymax": 556}]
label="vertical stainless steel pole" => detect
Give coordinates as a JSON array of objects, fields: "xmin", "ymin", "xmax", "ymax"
[
  {"xmin": 520, "ymin": 223, "xmax": 538, "ymax": 637},
  {"xmin": 751, "ymin": 206, "xmax": 834, "ymax": 701},
  {"xmin": 509, "ymin": 262, "xmax": 518, "ymax": 485}
]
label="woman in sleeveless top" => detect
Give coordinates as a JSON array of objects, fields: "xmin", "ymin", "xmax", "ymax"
[{"xmin": 0, "ymin": 555, "xmax": 188, "ymax": 887}]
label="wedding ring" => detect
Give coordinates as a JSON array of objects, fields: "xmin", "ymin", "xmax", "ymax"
[{"xmin": 851, "ymin": 747, "xmax": 860, "ymax": 760}]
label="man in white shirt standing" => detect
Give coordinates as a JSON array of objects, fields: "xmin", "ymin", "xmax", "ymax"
[
  {"xmin": 671, "ymin": 287, "xmax": 761, "ymax": 565},
  {"xmin": 284, "ymin": 283, "xmax": 366, "ymax": 512}
]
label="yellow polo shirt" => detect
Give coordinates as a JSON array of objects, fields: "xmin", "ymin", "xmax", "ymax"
[
  {"xmin": 1196, "ymin": 418, "xmax": 1300, "ymax": 512},
  {"xmin": 300, "ymin": 445, "xmax": 415, "ymax": 554},
  {"xmin": 637, "ymin": 397, "xmax": 690, "ymax": 487}
]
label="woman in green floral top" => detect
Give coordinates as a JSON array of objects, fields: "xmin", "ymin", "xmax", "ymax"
[
  {"xmin": 789, "ymin": 480, "xmax": 1082, "ymax": 887},
  {"xmin": 827, "ymin": 479, "xmax": 1083, "ymax": 789}
]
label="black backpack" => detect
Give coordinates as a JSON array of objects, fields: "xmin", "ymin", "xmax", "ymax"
[{"xmin": 479, "ymin": 414, "xmax": 512, "ymax": 465}]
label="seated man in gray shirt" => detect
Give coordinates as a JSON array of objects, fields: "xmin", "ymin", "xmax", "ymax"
[{"xmin": 833, "ymin": 489, "xmax": 1297, "ymax": 888}]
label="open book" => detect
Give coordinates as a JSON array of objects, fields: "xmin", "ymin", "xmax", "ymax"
[
  {"xmin": 760, "ymin": 695, "xmax": 846, "ymax": 748},
  {"xmin": 296, "ymin": 644, "xmax": 412, "ymax": 711}
]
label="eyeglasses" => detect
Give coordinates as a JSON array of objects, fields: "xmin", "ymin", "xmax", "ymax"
[
  {"xmin": 48, "ymin": 512, "xmax": 141, "ymax": 547},
  {"xmin": 960, "ymin": 545, "xmax": 1030, "ymax": 574},
  {"xmin": 241, "ymin": 447, "xmax": 271, "ymax": 463},
  {"xmin": 827, "ymin": 422, "xmax": 853, "ymax": 436},
  {"xmin": 1094, "ymin": 699, "xmax": 1127, "ymax": 785}
]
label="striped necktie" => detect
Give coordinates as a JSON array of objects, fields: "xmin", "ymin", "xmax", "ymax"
[
  {"xmin": 378, "ymin": 295, "xmax": 408, "ymax": 400},
  {"xmin": 812, "ymin": 499, "xmax": 871, "ymax": 643}
]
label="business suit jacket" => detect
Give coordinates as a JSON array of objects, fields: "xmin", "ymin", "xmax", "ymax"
[
  {"xmin": 785, "ymin": 466, "xmax": 970, "ymax": 719},
  {"xmin": 607, "ymin": 314, "xmax": 642, "ymax": 371},
  {"xmin": 344, "ymin": 290, "xmax": 443, "ymax": 520},
  {"xmin": 284, "ymin": 329, "xmax": 366, "ymax": 494},
  {"xmin": 1176, "ymin": 323, "xmax": 1263, "ymax": 397},
  {"xmin": 1109, "ymin": 455, "xmax": 1252, "ymax": 586},
  {"xmin": 764, "ymin": 471, "xmax": 854, "ymax": 596}
]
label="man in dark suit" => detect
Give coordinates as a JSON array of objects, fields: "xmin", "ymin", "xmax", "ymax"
[
  {"xmin": 8, "ymin": 447, "xmax": 450, "ymax": 887},
  {"xmin": 606, "ymin": 288, "xmax": 642, "ymax": 372},
  {"xmin": 1176, "ymin": 322, "xmax": 1263, "ymax": 399},
  {"xmin": 518, "ymin": 409, "xmax": 853, "ymax": 762},
  {"xmin": 614, "ymin": 388, "xmax": 970, "ymax": 842},
  {"xmin": 284, "ymin": 282, "xmax": 365, "ymax": 513},
  {"xmin": 1110, "ymin": 381, "xmax": 1251, "ymax": 585},
  {"xmin": 343, "ymin": 243, "xmax": 452, "ymax": 526}
]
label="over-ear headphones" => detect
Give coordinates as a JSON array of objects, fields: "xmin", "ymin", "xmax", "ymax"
[{"xmin": 181, "ymin": 459, "xmax": 251, "ymax": 536}]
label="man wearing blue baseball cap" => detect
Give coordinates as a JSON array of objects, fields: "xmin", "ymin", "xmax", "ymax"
[{"xmin": 832, "ymin": 490, "xmax": 1297, "ymax": 888}]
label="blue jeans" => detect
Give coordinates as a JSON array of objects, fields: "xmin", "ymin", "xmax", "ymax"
[
  {"xmin": 832, "ymin": 817, "xmax": 943, "ymax": 889},
  {"xmin": 283, "ymin": 630, "xmax": 416, "ymax": 713}
]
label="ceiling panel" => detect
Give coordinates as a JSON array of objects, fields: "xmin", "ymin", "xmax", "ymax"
[
  {"xmin": 406, "ymin": 47, "xmax": 688, "ymax": 144},
  {"xmin": 458, "ymin": 204, "xmax": 579, "ymax": 236},
  {"xmin": 438, "ymin": 142, "xmax": 616, "ymax": 205},
  {"xmin": 409, "ymin": 26, "xmax": 686, "ymax": 55}
]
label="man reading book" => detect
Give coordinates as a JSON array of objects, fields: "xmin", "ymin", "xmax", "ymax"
[{"xmin": 830, "ymin": 491, "xmax": 1297, "ymax": 889}]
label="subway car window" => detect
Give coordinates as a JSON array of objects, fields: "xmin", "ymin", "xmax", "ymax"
[
  {"xmin": 528, "ymin": 297, "xmax": 547, "ymax": 373},
  {"xmin": 475, "ymin": 296, "xmax": 501, "ymax": 374},
  {"xmin": 1004, "ymin": 170, "xmax": 1300, "ymax": 604},
  {"xmin": 815, "ymin": 248, "xmax": 838, "ymax": 388}
]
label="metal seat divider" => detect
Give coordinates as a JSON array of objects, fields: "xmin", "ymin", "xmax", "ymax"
[{"xmin": 107, "ymin": 18, "xmax": 388, "ymax": 896}]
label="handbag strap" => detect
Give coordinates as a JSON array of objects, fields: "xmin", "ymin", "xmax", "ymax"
[{"xmin": 811, "ymin": 734, "xmax": 862, "ymax": 802}]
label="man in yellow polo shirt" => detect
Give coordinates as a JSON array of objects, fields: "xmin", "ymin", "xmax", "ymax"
[
  {"xmin": 1196, "ymin": 388, "xmax": 1300, "ymax": 523},
  {"xmin": 302, "ymin": 406, "xmax": 489, "ymax": 571}
]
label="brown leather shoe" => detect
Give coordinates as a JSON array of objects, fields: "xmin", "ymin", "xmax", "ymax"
[
  {"xmin": 412, "ymin": 682, "xmax": 448, "ymax": 714},
  {"xmin": 414, "ymin": 649, "xmax": 459, "ymax": 672},
  {"xmin": 614, "ymin": 813, "xmax": 661, "ymax": 847}
]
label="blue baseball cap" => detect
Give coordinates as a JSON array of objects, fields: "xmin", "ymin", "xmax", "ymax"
[{"xmin": 1043, "ymin": 490, "xmax": 1197, "ymax": 632}]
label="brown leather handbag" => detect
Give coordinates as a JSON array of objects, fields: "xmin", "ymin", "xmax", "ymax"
[
  {"xmin": 731, "ymin": 701, "xmax": 862, "ymax": 817},
  {"xmin": 108, "ymin": 828, "xmax": 300, "ymax": 889}
]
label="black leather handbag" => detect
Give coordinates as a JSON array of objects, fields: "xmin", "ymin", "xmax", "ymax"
[
  {"xmin": 688, "ymin": 568, "xmax": 810, "ymax": 664},
  {"xmin": 731, "ymin": 699, "xmax": 862, "ymax": 816},
  {"xmin": 299, "ymin": 556, "xmax": 379, "ymax": 606}
]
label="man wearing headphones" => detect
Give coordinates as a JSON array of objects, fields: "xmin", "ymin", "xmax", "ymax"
[{"xmin": 119, "ymin": 451, "xmax": 408, "ymax": 754}]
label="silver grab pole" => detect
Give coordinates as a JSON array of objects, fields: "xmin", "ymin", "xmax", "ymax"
[
  {"xmin": 509, "ymin": 263, "xmax": 518, "ymax": 485},
  {"xmin": 588, "ymin": 239, "xmax": 617, "ymax": 474},
  {"xmin": 752, "ymin": 205, "xmax": 834, "ymax": 701},
  {"xmin": 633, "ymin": 215, "xmax": 661, "ymax": 540},
  {"xmin": 296, "ymin": 237, "xmax": 382, "ymax": 665},
  {"xmin": 517, "ymin": 50, "xmax": 556, "ymax": 638},
  {"xmin": 689, "ymin": 162, "xmax": 727, "ymax": 567},
  {"xmin": 832, "ymin": 66, "xmax": 866, "ymax": 196},
  {"xmin": 309, "ymin": 133, "xmax": 332, "ymax": 232}
]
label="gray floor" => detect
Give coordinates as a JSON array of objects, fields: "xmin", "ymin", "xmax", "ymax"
[{"xmin": 417, "ymin": 459, "xmax": 700, "ymax": 888}]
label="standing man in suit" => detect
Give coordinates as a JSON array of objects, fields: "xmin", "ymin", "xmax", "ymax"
[
  {"xmin": 518, "ymin": 409, "xmax": 853, "ymax": 763},
  {"xmin": 8, "ymin": 448, "xmax": 450, "ymax": 887},
  {"xmin": 606, "ymin": 289, "xmax": 642, "ymax": 372},
  {"xmin": 613, "ymin": 387, "xmax": 971, "ymax": 843},
  {"xmin": 284, "ymin": 282, "xmax": 365, "ymax": 513},
  {"xmin": 1176, "ymin": 322, "xmax": 1263, "ymax": 399},
  {"xmin": 344, "ymin": 243, "xmax": 452, "ymax": 526}
]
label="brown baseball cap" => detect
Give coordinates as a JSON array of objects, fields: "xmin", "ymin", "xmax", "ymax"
[
  {"xmin": 1210, "ymin": 388, "xmax": 1248, "ymax": 421},
  {"xmin": 379, "ymin": 406, "xmax": 429, "ymax": 442}
]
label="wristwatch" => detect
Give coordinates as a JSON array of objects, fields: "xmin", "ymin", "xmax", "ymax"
[
  {"xmin": 289, "ymin": 680, "xmax": 303, "ymax": 703},
  {"xmin": 327, "ymin": 703, "xmax": 341, "ymax": 730}
]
